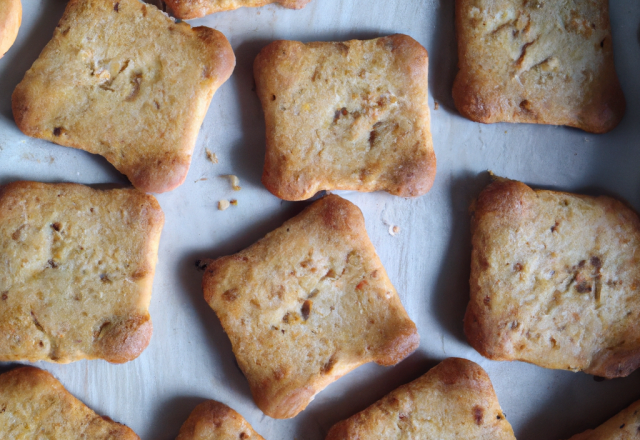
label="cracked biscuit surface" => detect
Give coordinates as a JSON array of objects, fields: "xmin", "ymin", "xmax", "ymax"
[
  {"xmin": 567, "ymin": 399, "xmax": 640, "ymax": 440},
  {"xmin": 453, "ymin": 0, "xmax": 625, "ymax": 133},
  {"xmin": 466, "ymin": 178, "xmax": 640, "ymax": 378},
  {"xmin": 0, "ymin": 366, "xmax": 139, "ymax": 439},
  {"xmin": 326, "ymin": 358, "xmax": 516, "ymax": 440},
  {"xmin": 202, "ymin": 195, "xmax": 419, "ymax": 419},
  {"xmin": 0, "ymin": 181, "xmax": 164, "ymax": 363},
  {"xmin": 12, "ymin": 0, "xmax": 235, "ymax": 193},
  {"xmin": 254, "ymin": 35, "xmax": 436, "ymax": 201},
  {"xmin": 0, "ymin": 0, "xmax": 21, "ymax": 58},
  {"xmin": 176, "ymin": 400, "xmax": 264, "ymax": 440},
  {"xmin": 165, "ymin": 0, "xmax": 311, "ymax": 20}
]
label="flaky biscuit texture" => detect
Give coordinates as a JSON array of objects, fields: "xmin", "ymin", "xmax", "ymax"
[
  {"xmin": 466, "ymin": 178, "xmax": 640, "ymax": 378},
  {"xmin": 255, "ymin": 35, "xmax": 436, "ymax": 200},
  {"xmin": 12, "ymin": 0, "xmax": 235, "ymax": 193},
  {"xmin": 165, "ymin": 0, "xmax": 311, "ymax": 20},
  {"xmin": 453, "ymin": 0, "xmax": 625, "ymax": 133},
  {"xmin": 202, "ymin": 195, "xmax": 419, "ymax": 418},
  {"xmin": 176, "ymin": 400, "xmax": 264, "ymax": 440},
  {"xmin": 0, "ymin": 181, "xmax": 164, "ymax": 363},
  {"xmin": 326, "ymin": 358, "xmax": 515, "ymax": 440},
  {"xmin": 0, "ymin": 366, "xmax": 139, "ymax": 439}
]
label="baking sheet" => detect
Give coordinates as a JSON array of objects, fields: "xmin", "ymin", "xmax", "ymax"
[{"xmin": 1, "ymin": 0, "xmax": 640, "ymax": 438}]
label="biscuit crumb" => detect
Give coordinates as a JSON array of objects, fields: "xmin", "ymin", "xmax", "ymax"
[
  {"xmin": 389, "ymin": 225, "xmax": 401, "ymax": 236},
  {"xmin": 434, "ymin": 101, "xmax": 439, "ymax": 110},
  {"xmin": 218, "ymin": 200, "xmax": 230, "ymax": 211},
  {"xmin": 222, "ymin": 175, "xmax": 241, "ymax": 191},
  {"xmin": 205, "ymin": 148, "xmax": 218, "ymax": 164},
  {"xmin": 230, "ymin": 199, "xmax": 238, "ymax": 206}
]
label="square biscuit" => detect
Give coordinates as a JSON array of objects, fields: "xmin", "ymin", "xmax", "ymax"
[
  {"xmin": 0, "ymin": 181, "xmax": 164, "ymax": 363},
  {"xmin": 0, "ymin": 366, "xmax": 139, "ymax": 438},
  {"xmin": 202, "ymin": 195, "xmax": 419, "ymax": 418},
  {"xmin": 12, "ymin": 0, "xmax": 235, "ymax": 193},
  {"xmin": 326, "ymin": 358, "xmax": 516, "ymax": 440},
  {"xmin": 165, "ymin": 0, "xmax": 311, "ymax": 20},
  {"xmin": 0, "ymin": 0, "xmax": 21, "ymax": 58},
  {"xmin": 466, "ymin": 178, "xmax": 640, "ymax": 378},
  {"xmin": 452, "ymin": 0, "xmax": 625, "ymax": 133},
  {"xmin": 567, "ymin": 399, "xmax": 640, "ymax": 440},
  {"xmin": 176, "ymin": 400, "xmax": 264, "ymax": 440},
  {"xmin": 254, "ymin": 35, "xmax": 436, "ymax": 201}
]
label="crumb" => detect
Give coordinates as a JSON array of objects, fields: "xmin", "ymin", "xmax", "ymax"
[
  {"xmin": 218, "ymin": 200, "xmax": 230, "ymax": 211},
  {"xmin": 194, "ymin": 177, "xmax": 208, "ymax": 183},
  {"xmin": 389, "ymin": 225, "xmax": 400, "ymax": 236},
  {"xmin": 222, "ymin": 175, "xmax": 241, "ymax": 191},
  {"xmin": 206, "ymin": 148, "xmax": 218, "ymax": 164},
  {"xmin": 434, "ymin": 101, "xmax": 439, "ymax": 110},
  {"xmin": 230, "ymin": 199, "xmax": 238, "ymax": 206}
]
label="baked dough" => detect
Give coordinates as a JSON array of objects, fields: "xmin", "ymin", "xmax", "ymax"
[
  {"xmin": 466, "ymin": 177, "xmax": 640, "ymax": 378},
  {"xmin": 176, "ymin": 400, "xmax": 264, "ymax": 440},
  {"xmin": 0, "ymin": 366, "xmax": 139, "ymax": 439},
  {"xmin": 12, "ymin": 0, "xmax": 235, "ymax": 193},
  {"xmin": 452, "ymin": 0, "xmax": 625, "ymax": 133},
  {"xmin": 326, "ymin": 357, "xmax": 516, "ymax": 440},
  {"xmin": 567, "ymin": 399, "xmax": 640, "ymax": 440},
  {"xmin": 0, "ymin": 0, "xmax": 21, "ymax": 58},
  {"xmin": 0, "ymin": 181, "xmax": 164, "ymax": 363},
  {"xmin": 202, "ymin": 194, "xmax": 419, "ymax": 418},
  {"xmin": 254, "ymin": 35, "xmax": 436, "ymax": 200},
  {"xmin": 165, "ymin": 0, "xmax": 311, "ymax": 20}
]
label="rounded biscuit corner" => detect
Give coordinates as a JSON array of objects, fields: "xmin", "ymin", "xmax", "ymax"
[
  {"xmin": 472, "ymin": 178, "xmax": 534, "ymax": 222},
  {"xmin": 126, "ymin": 155, "xmax": 190, "ymax": 193},
  {"xmin": 587, "ymin": 348, "xmax": 640, "ymax": 379},
  {"xmin": 97, "ymin": 315, "xmax": 153, "ymax": 364},
  {"xmin": 193, "ymin": 26, "xmax": 236, "ymax": 84},
  {"xmin": 391, "ymin": 148, "xmax": 436, "ymax": 198},
  {"xmin": 253, "ymin": 384, "xmax": 316, "ymax": 419},
  {"xmin": 452, "ymin": 76, "xmax": 494, "ymax": 124},
  {"xmin": 374, "ymin": 323, "xmax": 420, "ymax": 366}
]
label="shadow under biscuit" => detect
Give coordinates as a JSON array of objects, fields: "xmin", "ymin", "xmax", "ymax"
[
  {"xmin": 141, "ymin": 395, "xmax": 209, "ymax": 440},
  {"xmin": 428, "ymin": 0, "xmax": 457, "ymax": 113}
]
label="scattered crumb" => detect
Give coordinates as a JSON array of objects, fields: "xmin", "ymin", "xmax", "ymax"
[
  {"xmin": 388, "ymin": 225, "xmax": 401, "ymax": 236},
  {"xmin": 205, "ymin": 148, "xmax": 218, "ymax": 164},
  {"xmin": 230, "ymin": 199, "xmax": 238, "ymax": 206},
  {"xmin": 504, "ymin": 130, "xmax": 507, "ymax": 134},
  {"xmin": 218, "ymin": 199, "xmax": 230, "ymax": 211},
  {"xmin": 194, "ymin": 178, "xmax": 208, "ymax": 183},
  {"xmin": 222, "ymin": 174, "xmax": 241, "ymax": 191},
  {"xmin": 434, "ymin": 101, "xmax": 439, "ymax": 110}
]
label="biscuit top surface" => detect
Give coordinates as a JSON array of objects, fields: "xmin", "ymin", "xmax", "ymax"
[
  {"xmin": 176, "ymin": 400, "xmax": 264, "ymax": 440},
  {"xmin": 0, "ymin": 181, "xmax": 164, "ymax": 363},
  {"xmin": 567, "ymin": 399, "xmax": 640, "ymax": 440},
  {"xmin": 0, "ymin": 366, "xmax": 139, "ymax": 439},
  {"xmin": 453, "ymin": 0, "xmax": 625, "ymax": 133},
  {"xmin": 466, "ymin": 179, "xmax": 640, "ymax": 378},
  {"xmin": 0, "ymin": 0, "xmax": 22, "ymax": 58},
  {"xmin": 12, "ymin": 0, "xmax": 235, "ymax": 193},
  {"xmin": 165, "ymin": 0, "xmax": 311, "ymax": 20},
  {"xmin": 202, "ymin": 195, "xmax": 418, "ymax": 418},
  {"xmin": 326, "ymin": 357, "xmax": 515, "ymax": 440},
  {"xmin": 255, "ymin": 35, "xmax": 435, "ymax": 200}
]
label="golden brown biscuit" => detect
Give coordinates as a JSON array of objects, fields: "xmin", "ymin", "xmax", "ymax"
[
  {"xmin": 254, "ymin": 35, "xmax": 436, "ymax": 201},
  {"xmin": 0, "ymin": 181, "xmax": 164, "ymax": 363},
  {"xmin": 0, "ymin": 0, "xmax": 21, "ymax": 58},
  {"xmin": 165, "ymin": 0, "xmax": 311, "ymax": 20},
  {"xmin": 12, "ymin": 0, "xmax": 235, "ymax": 193},
  {"xmin": 466, "ymin": 177, "xmax": 640, "ymax": 378},
  {"xmin": 202, "ymin": 194, "xmax": 419, "ymax": 418},
  {"xmin": 452, "ymin": 0, "xmax": 625, "ymax": 133},
  {"xmin": 566, "ymin": 399, "xmax": 640, "ymax": 440},
  {"xmin": 326, "ymin": 357, "xmax": 516, "ymax": 440},
  {"xmin": 0, "ymin": 366, "xmax": 139, "ymax": 439},
  {"xmin": 176, "ymin": 400, "xmax": 264, "ymax": 440}
]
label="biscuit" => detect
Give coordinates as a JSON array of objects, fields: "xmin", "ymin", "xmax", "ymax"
[
  {"xmin": 12, "ymin": 0, "xmax": 235, "ymax": 193},
  {"xmin": 0, "ymin": 0, "xmax": 21, "ymax": 58},
  {"xmin": 176, "ymin": 400, "xmax": 264, "ymax": 440},
  {"xmin": 326, "ymin": 357, "xmax": 516, "ymax": 440},
  {"xmin": 567, "ymin": 399, "xmax": 640, "ymax": 440},
  {"xmin": 0, "ymin": 181, "xmax": 164, "ymax": 363},
  {"xmin": 165, "ymin": 0, "xmax": 311, "ymax": 20},
  {"xmin": 254, "ymin": 35, "xmax": 436, "ymax": 201},
  {"xmin": 0, "ymin": 366, "xmax": 139, "ymax": 439},
  {"xmin": 452, "ymin": 0, "xmax": 625, "ymax": 133},
  {"xmin": 202, "ymin": 194, "xmax": 419, "ymax": 418},
  {"xmin": 465, "ymin": 177, "xmax": 640, "ymax": 378}
]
